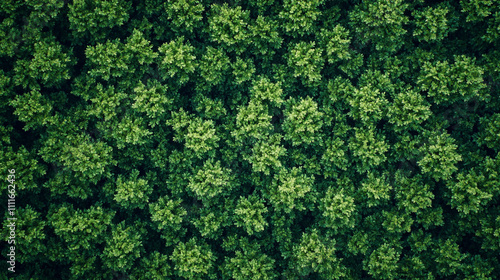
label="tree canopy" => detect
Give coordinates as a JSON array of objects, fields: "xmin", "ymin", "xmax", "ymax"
[{"xmin": 1, "ymin": 0, "xmax": 500, "ymax": 279}]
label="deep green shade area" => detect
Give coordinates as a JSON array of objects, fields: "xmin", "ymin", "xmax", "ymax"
[{"xmin": 1, "ymin": 0, "xmax": 500, "ymax": 279}]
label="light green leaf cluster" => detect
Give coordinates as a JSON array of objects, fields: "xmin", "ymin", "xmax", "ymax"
[
  {"xmin": 130, "ymin": 251, "xmax": 172, "ymax": 279},
  {"xmin": 287, "ymin": 41, "xmax": 324, "ymax": 83},
  {"xmin": 283, "ymin": 96, "xmax": 324, "ymax": 145},
  {"xmin": 68, "ymin": 0, "xmax": 130, "ymax": 40},
  {"xmin": 198, "ymin": 47, "xmax": 231, "ymax": 89},
  {"xmin": 366, "ymin": 243, "xmax": 401, "ymax": 279},
  {"xmin": 114, "ymin": 169, "xmax": 153, "ymax": 209},
  {"xmin": 165, "ymin": 0, "xmax": 204, "ymax": 32},
  {"xmin": 102, "ymin": 222, "xmax": 143, "ymax": 272},
  {"xmin": 86, "ymin": 84, "xmax": 125, "ymax": 121},
  {"xmin": 232, "ymin": 58, "xmax": 256, "ymax": 85},
  {"xmin": 250, "ymin": 76, "xmax": 283, "ymax": 105},
  {"xmin": 320, "ymin": 188, "xmax": 356, "ymax": 232},
  {"xmin": 349, "ymin": 127, "xmax": 388, "ymax": 173},
  {"xmin": 223, "ymin": 242, "xmax": 276, "ymax": 280},
  {"xmin": 322, "ymin": 25, "xmax": 352, "ymax": 63},
  {"xmin": 208, "ymin": 4, "xmax": 250, "ymax": 54},
  {"xmin": 185, "ymin": 118, "xmax": 220, "ymax": 156},
  {"xmin": 170, "ymin": 238, "xmax": 216, "ymax": 280},
  {"xmin": 348, "ymin": 85, "xmax": 388, "ymax": 124},
  {"xmin": 49, "ymin": 204, "xmax": 114, "ymax": 251},
  {"xmin": 349, "ymin": 0, "xmax": 409, "ymax": 52},
  {"xmin": 234, "ymin": 195, "xmax": 268, "ymax": 235},
  {"xmin": 418, "ymin": 131, "xmax": 462, "ymax": 181},
  {"xmin": 268, "ymin": 167, "xmax": 313, "ymax": 212},
  {"xmin": 418, "ymin": 55, "xmax": 486, "ymax": 104},
  {"xmin": 358, "ymin": 171, "xmax": 392, "ymax": 208},
  {"xmin": 413, "ymin": 5, "xmax": 451, "ymax": 42},
  {"xmin": 98, "ymin": 114, "xmax": 152, "ymax": 149},
  {"xmin": 14, "ymin": 39, "xmax": 72, "ymax": 88},
  {"xmin": 395, "ymin": 173, "xmax": 434, "ymax": 214},
  {"xmin": 293, "ymin": 230, "xmax": 344, "ymax": 278},
  {"xmin": 10, "ymin": 89, "xmax": 52, "ymax": 130},
  {"xmin": 39, "ymin": 128, "xmax": 116, "ymax": 184},
  {"xmin": 279, "ymin": 0, "xmax": 323, "ymax": 36},
  {"xmin": 387, "ymin": 87, "xmax": 431, "ymax": 129},
  {"xmin": 132, "ymin": 80, "xmax": 172, "ymax": 127},
  {"xmin": 158, "ymin": 37, "xmax": 197, "ymax": 85},
  {"xmin": 149, "ymin": 195, "xmax": 187, "ymax": 245},
  {"xmin": 448, "ymin": 170, "xmax": 493, "ymax": 216},
  {"xmin": 249, "ymin": 16, "xmax": 283, "ymax": 56},
  {"xmin": 86, "ymin": 40, "xmax": 130, "ymax": 81},
  {"xmin": 233, "ymin": 101, "xmax": 273, "ymax": 143},
  {"xmin": 188, "ymin": 159, "xmax": 232, "ymax": 199},
  {"xmin": 245, "ymin": 134, "xmax": 286, "ymax": 175}
]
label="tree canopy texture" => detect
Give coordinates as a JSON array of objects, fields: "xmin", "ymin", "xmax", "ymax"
[{"xmin": 1, "ymin": 0, "xmax": 500, "ymax": 279}]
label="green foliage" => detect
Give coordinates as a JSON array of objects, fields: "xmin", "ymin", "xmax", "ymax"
[
  {"xmin": 98, "ymin": 114, "xmax": 152, "ymax": 149},
  {"xmin": 267, "ymin": 167, "xmax": 314, "ymax": 213},
  {"xmin": 349, "ymin": 0, "xmax": 409, "ymax": 52},
  {"xmin": 27, "ymin": 39, "xmax": 72, "ymax": 87},
  {"xmin": 293, "ymin": 230, "xmax": 344, "ymax": 278},
  {"xmin": 149, "ymin": 195, "xmax": 187, "ymax": 245},
  {"xmin": 347, "ymin": 83, "xmax": 388, "ymax": 124},
  {"xmin": 234, "ymin": 195, "xmax": 268, "ymax": 235},
  {"xmin": 10, "ymin": 89, "xmax": 52, "ymax": 130},
  {"xmin": 132, "ymin": 80, "xmax": 172, "ymax": 127},
  {"xmin": 208, "ymin": 4, "xmax": 250, "ymax": 54},
  {"xmin": 170, "ymin": 238, "xmax": 216, "ymax": 279},
  {"xmin": 448, "ymin": 170, "xmax": 494, "ymax": 216},
  {"xmin": 322, "ymin": 25, "xmax": 352, "ymax": 64},
  {"xmin": 233, "ymin": 100, "xmax": 273, "ymax": 143},
  {"xmin": 249, "ymin": 16, "xmax": 283, "ymax": 56},
  {"xmin": 433, "ymin": 239, "xmax": 466, "ymax": 277},
  {"xmin": 365, "ymin": 243, "xmax": 401, "ymax": 279},
  {"xmin": 113, "ymin": 169, "xmax": 153, "ymax": 209},
  {"xmin": 417, "ymin": 55, "xmax": 486, "ymax": 104},
  {"xmin": 85, "ymin": 40, "xmax": 130, "ymax": 81},
  {"xmin": 395, "ymin": 172, "xmax": 434, "ymax": 214},
  {"xmin": 287, "ymin": 41, "xmax": 324, "ymax": 83},
  {"xmin": 283, "ymin": 96, "xmax": 324, "ymax": 145},
  {"xmin": 3, "ymin": 206, "xmax": 46, "ymax": 263},
  {"xmin": 185, "ymin": 118, "xmax": 220, "ymax": 156},
  {"xmin": 39, "ymin": 122, "xmax": 117, "ymax": 185},
  {"xmin": 199, "ymin": 47, "xmax": 230, "ymax": 88},
  {"xmin": 130, "ymin": 251, "xmax": 172, "ymax": 279},
  {"xmin": 68, "ymin": 0, "xmax": 131, "ymax": 40},
  {"xmin": 245, "ymin": 134, "xmax": 286, "ymax": 175},
  {"xmin": 158, "ymin": 37, "xmax": 196, "ymax": 85},
  {"xmin": 358, "ymin": 171, "xmax": 392, "ymax": 207},
  {"xmin": 167, "ymin": 108, "xmax": 220, "ymax": 156},
  {"xmin": 418, "ymin": 131, "xmax": 462, "ymax": 181},
  {"xmin": 413, "ymin": 5, "xmax": 452, "ymax": 42},
  {"xmin": 478, "ymin": 113, "xmax": 500, "ymax": 151},
  {"xmin": 102, "ymin": 221, "xmax": 143, "ymax": 272},
  {"xmin": 250, "ymin": 76, "xmax": 283, "ymax": 105},
  {"xmin": 188, "ymin": 159, "xmax": 233, "ymax": 199},
  {"xmin": 387, "ymin": 87, "xmax": 431, "ymax": 129},
  {"xmin": 4, "ymin": 0, "xmax": 500, "ymax": 279},
  {"xmin": 320, "ymin": 188, "xmax": 356, "ymax": 232},
  {"xmin": 348, "ymin": 127, "xmax": 389, "ymax": 173},
  {"xmin": 49, "ymin": 204, "xmax": 114, "ymax": 251},
  {"xmin": 232, "ymin": 58, "xmax": 256, "ymax": 85},
  {"xmin": 165, "ymin": 0, "xmax": 204, "ymax": 33},
  {"xmin": 460, "ymin": 0, "xmax": 498, "ymax": 22},
  {"xmin": 279, "ymin": 0, "xmax": 323, "ymax": 36},
  {"xmin": 223, "ymin": 241, "xmax": 276, "ymax": 280}
]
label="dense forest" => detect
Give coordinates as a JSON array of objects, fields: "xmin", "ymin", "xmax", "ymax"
[{"xmin": 1, "ymin": 0, "xmax": 500, "ymax": 279}]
